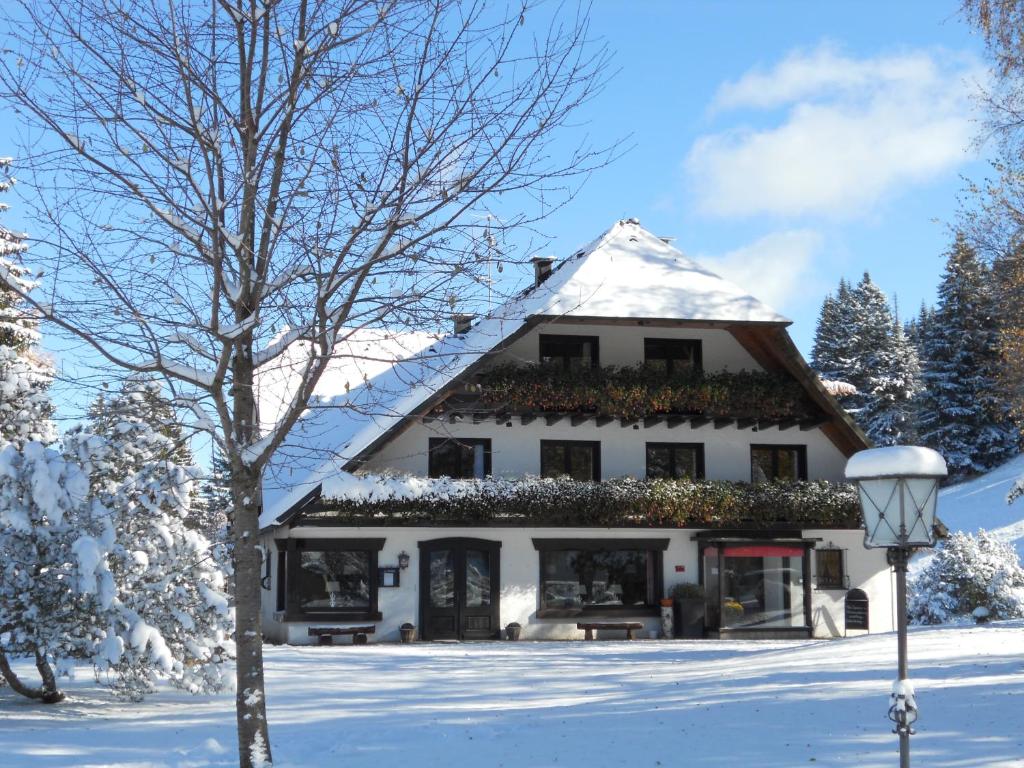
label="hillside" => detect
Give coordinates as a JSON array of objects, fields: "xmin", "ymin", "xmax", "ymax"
[{"xmin": 935, "ymin": 453, "xmax": 1024, "ymax": 559}]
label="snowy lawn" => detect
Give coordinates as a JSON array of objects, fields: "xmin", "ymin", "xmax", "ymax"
[{"xmin": 2, "ymin": 623, "xmax": 1023, "ymax": 768}]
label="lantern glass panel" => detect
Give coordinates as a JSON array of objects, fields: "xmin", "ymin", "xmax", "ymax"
[{"xmin": 857, "ymin": 477, "xmax": 939, "ymax": 548}]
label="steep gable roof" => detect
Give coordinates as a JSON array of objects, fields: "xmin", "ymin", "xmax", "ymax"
[{"xmin": 259, "ymin": 219, "xmax": 825, "ymax": 528}]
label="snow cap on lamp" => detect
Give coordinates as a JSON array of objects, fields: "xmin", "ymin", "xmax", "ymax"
[{"xmin": 845, "ymin": 446, "xmax": 947, "ymax": 549}]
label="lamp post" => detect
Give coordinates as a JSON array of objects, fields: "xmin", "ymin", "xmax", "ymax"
[{"xmin": 845, "ymin": 445, "xmax": 946, "ymax": 768}]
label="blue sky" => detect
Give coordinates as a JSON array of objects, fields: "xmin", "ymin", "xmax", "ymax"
[
  {"xmin": 1, "ymin": 0, "xmax": 990, "ymax": 423},
  {"xmin": 529, "ymin": 0, "xmax": 989, "ymax": 353}
]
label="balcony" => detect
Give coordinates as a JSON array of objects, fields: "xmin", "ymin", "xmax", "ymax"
[
  {"xmin": 297, "ymin": 475, "xmax": 862, "ymax": 530},
  {"xmin": 427, "ymin": 364, "xmax": 828, "ymax": 431}
]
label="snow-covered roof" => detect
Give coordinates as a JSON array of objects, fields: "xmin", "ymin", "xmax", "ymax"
[{"xmin": 260, "ymin": 219, "xmax": 791, "ymax": 528}]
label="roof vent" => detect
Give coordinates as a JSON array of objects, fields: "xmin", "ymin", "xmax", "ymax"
[
  {"xmin": 531, "ymin": 256, "xmax": 555, "ymax": 286},
  {"xmin": 452, "ymin": 313, "xmax": 475, "ymax": 335},
  {"xmin": 626, "ymin": 217, "xmax": 640, "ymax": 225}
]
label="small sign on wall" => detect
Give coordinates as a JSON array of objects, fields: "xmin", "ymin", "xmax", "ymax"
[
  {"xmin": 379, "ymin": 566, "xmax": 400, "ymax": 588},
  {"xmin": 845, "ymin": 588, "xmax": 869, "ymax": 631}
]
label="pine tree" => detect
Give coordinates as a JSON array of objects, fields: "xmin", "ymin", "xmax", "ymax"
[
  {"xmin": 0, "ymin": 157, "xmax": 55, "ymax": 446},
  {"xmin": 198, "ymin": 449, "xmax": 232, "ymax": 540},
  {"xmin": 72, "ymin": 380, "xmax": 232, "ymax": 699},
  {"xmin": 991, "ymin": 242, "xmax": 1024, "ymax": 430},
  {"xmin": 918, "ymin": 235, "xmax": 1019, "ymax": 476},
  {"xmin": 811, "ymin": 279, "xmax": 856, "ymax": 383},
  {"xmin": 847, "ymin": 273, "xmax": 922, "ymax": 445}
]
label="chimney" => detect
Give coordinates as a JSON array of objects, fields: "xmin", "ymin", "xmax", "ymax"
[
  {"xmin": 452, "ymin": 313, "xmax": 475, "ymax": 335},
  {"xmin": 531, "ymin": 256, "xmax": 555, "ymax": 286}
]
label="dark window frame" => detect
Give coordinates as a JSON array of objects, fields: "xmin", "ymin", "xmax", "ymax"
[
  {"xmin": 540, "ymin": 439, "xmax": 601, "ymax": 481},
  {"xmin": 750, "ymin": 444, "xmax": 808, "ymax": 482},
  {"xmin": 814, "ymin": 547, "xmax": 847, "ymax": 590},
  {"xmin": 697, "ymin": 535, "xmax": 814, "ymax": 635},
  {"xmin": 532, "ymin": 538, "xmax": 668, "ymax": 619},
  {"xmin": 283, "ymin": 538, "xmax": 385, "ymax": 622},
  {"xmin": 645, "ymin": 442, "xmax": 706, "ymax": 480},
  {"xmin": 428, "ymin": 437, "xmax": 493, "ymax": 479},
  {"xmin": 644, "ymin": 337, "xmax": 703, "ymax": 375},
  {"xmin": 539, "ymin": 334, "xmax": 600, "ymax": 370}
]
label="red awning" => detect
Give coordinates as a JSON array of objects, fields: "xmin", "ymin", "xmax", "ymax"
[{"xmin": 703, "ymin": 544, "xmax": 804, "ymax": 558}]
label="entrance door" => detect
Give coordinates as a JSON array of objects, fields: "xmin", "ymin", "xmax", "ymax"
[{"xmin": 419, "ymin": 538, "xmax": 501, "ymax": 640}]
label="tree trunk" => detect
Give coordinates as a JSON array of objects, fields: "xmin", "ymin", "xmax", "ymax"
[
  {"xmin": 0, "ymin": 649, "xmax": 65, "ymax": 703},
  {"xmin": 231, "ymin": 348, "xmax": 273, "ymax": 768}
]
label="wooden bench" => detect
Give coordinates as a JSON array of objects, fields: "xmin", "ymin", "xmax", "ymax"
[
  {"xmin": 308, "ymin": 625, "xmax": 376, "ymax": 645},
  {"xmin": 576, "ymin": 622, "xmax": 644, "ymax": 641}
]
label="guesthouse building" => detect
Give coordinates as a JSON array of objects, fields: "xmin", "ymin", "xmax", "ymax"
[{"xmin": 258, "ymin": 219, "xmax": 894, "ymax": 643}]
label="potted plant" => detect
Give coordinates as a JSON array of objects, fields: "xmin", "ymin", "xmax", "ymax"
[
  {"xmin": 671, "ymin": 582, "xmax": 706, "ymax": 639},
  {"xmin": 722, "ymin": 599, "xmax": 744, "ymax": 624},
  {"xmin": 400, "ymin": 622, "xmax": 415, "ymax": 643},
  {"xmin": 505, "ymin": 622, "xmax": 522, "ymax": 641}
]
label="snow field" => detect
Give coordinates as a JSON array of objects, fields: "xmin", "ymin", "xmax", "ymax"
[{"xmin": 1, "ymin": 622, "xmax": 1023, "ymax": 767}]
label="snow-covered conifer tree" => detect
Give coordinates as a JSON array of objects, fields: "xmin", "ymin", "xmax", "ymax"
[
  {"xmin": 811, "ymin": 279, "xmax": 858, "ymax": 395},
  {"xmin": 197, "ymin": 449, "xmax": 231, "ymax": 541},
  {"xmin": 72, "ymin": 380, "xmax": 232, "ymax": 699},
  {"xmin": 918, "ymin": 234, "xmax": 1019, "ymax": 475},
  {"xmin": 0, "ymin": 157, "xmax": 54, "ymax": 446},
  {"xmin": 0, "ymin": 439, "xmax": 108, "ymax": 703},
  {"xmin": 834, "ymin": 273, "xmax": 921, "ymax": 444}
]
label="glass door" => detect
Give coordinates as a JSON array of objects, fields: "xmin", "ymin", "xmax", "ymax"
[{"xmin": 419, "ymin": 538, "xmax": 501, "ymax": 640}]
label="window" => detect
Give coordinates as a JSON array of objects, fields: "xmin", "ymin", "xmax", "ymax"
[
  {"xmin": 533, "ymin": 538, "xmax": 668, "ymax": 617},
  {"xmin": 284, "ymin": 539, "xmax": 385, "ymax": 621},
  {"xmin": 646, "ymin": 442, "xmax": 705, "ymax": 480},
  {"xmin": 644, "ymin": 338, "xmax": 702, "ymax": 376},
  {"xmin": 702, "ymin": 543, "xmax": 810, "ymax": 630},
  {"xmin": 428, "ymin": 438, "xmax": 492, "ymax": 479},
  {"xmin": 539, "ymin": 334, "xmax": 599, "ymax": 370},
  {"xmin": 540, "ymin": 440, "xmax": 600, "ymax": 481},
  {"xmin": 750, "ymin": 445, "xmax": 807, "ymax": 482},
  {"xmin": 815, "ymin": 548, "xmax": 845, "ymax": 590}
]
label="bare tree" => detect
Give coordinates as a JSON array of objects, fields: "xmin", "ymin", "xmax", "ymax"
[{"xmin": 0, "ymin": 1, "xmax": 611, "ymax": 764}]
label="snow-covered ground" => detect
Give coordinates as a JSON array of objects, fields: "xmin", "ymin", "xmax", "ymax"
[
  {"xmin": 935, "ymin": 453, "xmax": 1024, "ymax": 560},
  {"xmin": 2, "ymin": 623, "xmax": 1023, "ymax": 767}
]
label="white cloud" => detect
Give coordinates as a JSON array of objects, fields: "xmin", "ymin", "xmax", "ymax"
[
  {"xmin": 687, "ymin": 44, "xmax": 985, "ymax": 218},
  {"xmin": 696, "ymin": 230, "xmax": 823, "ymax": 311}
]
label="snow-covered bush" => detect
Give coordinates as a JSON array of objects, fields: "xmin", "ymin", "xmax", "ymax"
[{"xmin": 909, "ymin": 530, "xmax": 1024, "ymax": 624}]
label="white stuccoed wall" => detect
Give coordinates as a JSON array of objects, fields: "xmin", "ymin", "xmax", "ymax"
[
  {"xmin": 362, "ymin": 322, "xmax": 850, "ymax": 482},
  {"xmin": 261, "ymin": 526, "xmax": 894, "ymax": 644}
]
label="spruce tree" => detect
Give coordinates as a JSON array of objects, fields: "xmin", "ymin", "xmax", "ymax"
[
  {"xmin": 846, "ymin": 273, "xmax": 922, "ymax": 445},
  {"xmin": 74, "ymin": 381, "xmax": 232, "ymax": 699},
  {"xmin": 811, "ymin": 278, "xmax": 859, "ymax": 407},
  {"xmin": 919, "ymin": 234, "xmax": 1019, "ymax": 476}
]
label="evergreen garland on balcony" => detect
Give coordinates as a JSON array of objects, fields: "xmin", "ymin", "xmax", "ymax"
[
  {"xmin": 306, "ymin": 475, "xmax": 862, "ymax": 529},
  {"xmin": 473, "ymin": 364, "xmax": 818, "ymax": 421}
]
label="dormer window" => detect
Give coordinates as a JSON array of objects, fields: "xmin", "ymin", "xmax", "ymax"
[
  {"xmin": 539, "ymin": 334, "xmax": 599, "ymax": 370},
  {"xmin": 644, "ymin": 338, "xmax": 702, "ymax": 375}
]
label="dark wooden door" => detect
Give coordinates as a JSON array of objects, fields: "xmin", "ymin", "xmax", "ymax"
[{"xmin": 419, "ymin": 538, "xmax": 501, "ymax": 640}]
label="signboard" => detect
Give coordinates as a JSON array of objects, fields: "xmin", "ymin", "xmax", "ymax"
[{"xmin": 845, "ymin": 588, "xmax": 869, "ymax": 631}]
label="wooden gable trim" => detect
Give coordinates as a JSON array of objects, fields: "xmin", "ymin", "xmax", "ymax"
[
  {"xmin": 727, "ymin": 325, "xmax": 870, "ymax": 457},
  {"xmin": 539, "ymin": 315, "xmax": 791, "ymax": 330}
]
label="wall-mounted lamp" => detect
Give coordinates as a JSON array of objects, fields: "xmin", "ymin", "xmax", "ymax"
[{"xmin": 398, "ymin": 551, "xmax": 411, "ymax": 570}]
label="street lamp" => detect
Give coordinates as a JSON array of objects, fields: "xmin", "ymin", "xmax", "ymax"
[{"xmin": 845, "ymin": 445, "xmax": 947, "ymax": 768}]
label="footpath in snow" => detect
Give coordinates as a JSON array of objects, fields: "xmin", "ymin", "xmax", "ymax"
[{"xmin": 1, "ymin": 622, "xmax": 1023, "ymax": 767}]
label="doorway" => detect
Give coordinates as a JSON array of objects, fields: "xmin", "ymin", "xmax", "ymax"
[{"xmin": 419, "ymin": 538, "xmax": 501, "ymax": 640}]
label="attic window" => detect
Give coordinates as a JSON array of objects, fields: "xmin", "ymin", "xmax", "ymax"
[
  {"xmin": 539, "ymin": 334, "xmax": 599, "ymax": 370},
  {"xmin": 644, "ymin": 338, "xmax": 702, "ymax": 376}
]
